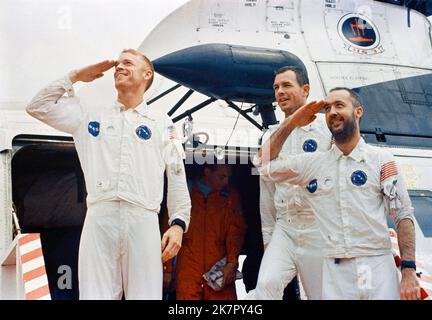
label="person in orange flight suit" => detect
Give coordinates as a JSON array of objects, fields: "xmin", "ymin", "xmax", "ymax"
[{"xmin": 163, "ymin": 163, "xmax": 246, "ymax": 300}]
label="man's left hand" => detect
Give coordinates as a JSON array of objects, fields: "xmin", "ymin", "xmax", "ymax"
[
  {"xmin": 161, "ymin": 225, "xmax": 183, "ymax": 263},
  {"xmin": 218, "ymin": 262, "xmax": 237, "ymax": 288},
  {"xmin": 400, "ymin": 269, "xmax": 421, "ymax": 300}
]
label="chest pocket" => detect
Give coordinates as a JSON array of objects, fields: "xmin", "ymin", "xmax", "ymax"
[
  {"xmin": 88, "ymin": 117, "xmax": 119, "ymax": 140},
  {"xmin": 304, "ymin": 175, "xmax": 334, "ymax": 197},
  {"xmin": 101, "ymin": 118, "xmax": 119, "ymax": 138}
]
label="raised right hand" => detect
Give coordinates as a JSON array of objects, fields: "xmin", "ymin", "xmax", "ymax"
[
  {"xmin": 288, "ymin": 100, "xmax": 326, "ymax": 128},
  {"xmin": 68, "ymin": 60, "xmax": 117, "ymax": 84}
]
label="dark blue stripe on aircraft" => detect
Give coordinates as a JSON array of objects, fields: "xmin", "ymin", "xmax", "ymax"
[
  {"xmin": 153, "ymin": 43, "xmax": 432, "ymax": 149},
  {"xmin": 354, "ymin": 72, "xmax": 432, "ymax": 148},
  {"xmin": 153, "ymin": 43, "xmax": 308, "ymax": 105}
]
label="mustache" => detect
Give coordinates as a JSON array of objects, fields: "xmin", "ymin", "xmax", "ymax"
[
  {"xmin": 330, "ymin": 117, "xmax": 357, "ymax": 143},
  {"xmin": 329, "ymin": 114, "xmax": 343, "ymax": 122}
]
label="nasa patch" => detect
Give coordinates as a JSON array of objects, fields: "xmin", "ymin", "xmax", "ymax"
[
  {"xmin": 306, "ymin": 179, "xmax": 318, "ymax": 194},
  {"xmin": 351, "ymin": 170, "xmax": 367, "ymax": 186},
  {"xmin": 136, "ymin": 125, "xmax": 152, "ymax": 140},
  {"xmin": 303, "ymin": 139, "xmax": 318, "ymax": 153},
  {"xmin": 88, "ymin": 121, "xmax": 100, "ymax": 137}
]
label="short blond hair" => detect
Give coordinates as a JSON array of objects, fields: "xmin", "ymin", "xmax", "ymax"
[{"xmin": 121, "ymin": 48, "xmax": 154, "ymax": 90}]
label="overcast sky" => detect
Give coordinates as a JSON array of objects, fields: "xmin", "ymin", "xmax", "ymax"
[{"xmin": 0, "ymin": 0, "xmax": 189, "ymax": 106}]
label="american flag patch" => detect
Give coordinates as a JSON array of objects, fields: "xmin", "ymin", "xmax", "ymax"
[
  {"xmin": 167, "ymin": 125, "xmax": 177, "ymax": 140},
  {"xmin": 380, "ymin": 161, "xmax": 398, "ymax": 182}
]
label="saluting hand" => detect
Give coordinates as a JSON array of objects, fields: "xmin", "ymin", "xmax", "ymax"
[
  {"xmin": 288, "ymin": 100, "xmax": 326, "ymax": 128},
  {"xmin": 68, "ymin": 60, "xmax": 118, "ymax": 84}
]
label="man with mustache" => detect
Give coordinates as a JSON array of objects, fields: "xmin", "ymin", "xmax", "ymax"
[
  {"xmin": 26, "ymin": 49, "xmax": 191, "ymax": 299},
  {"xmin": 246, "ymin": 66, "xmax": 332, "ymax": 300},
  {"xmin": 257, "ymin": 87, "xmax": 420, "ymax": 299}
]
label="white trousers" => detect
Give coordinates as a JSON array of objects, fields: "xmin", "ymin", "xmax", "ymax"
[
  {"xmin": 245, "ymin": 214, "xmax": 323, "ymax": 300},
  {"xmin": 78, "ymin": 201, "xmax": 162, "ymax": 300},
  {"xmin": 322, "ymin": 253, "xmax": 400, "ymax": 300}
]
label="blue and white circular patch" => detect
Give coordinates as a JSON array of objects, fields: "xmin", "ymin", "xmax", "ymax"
[
  {"xmin": 306, "ymin": 179, "xmax": 318, "ymax": 193},
  {"xmin": 136, "ymin": 125, "xmax": 152, "ymax": 140},
  {"xmin": 336, "ymin": 13, "xmax": 384, "ymax": 55},
  {"xmin": 303, "ymin": 139, "xmax": 318, "ymax": 153},
  {"xmin": 88, "ymin": 121, "xmax": 100, "ymax": 137},
  {"xmin": 351, "ymin": 170, "xmax": 367, "ymax": 186}
]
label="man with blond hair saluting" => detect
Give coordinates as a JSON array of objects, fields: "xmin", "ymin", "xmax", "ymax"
[{"xmin": 27, "ymin": 49, "xmax": 191, "ymax": 299}]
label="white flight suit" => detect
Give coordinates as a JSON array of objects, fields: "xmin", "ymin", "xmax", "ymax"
[
  {"xmin": 260, "ymin": 138, "xmax": 414, "ymax": 299},
  {"xmin": 26, "ymin": 76, "xmax": 191, "ymax": 300},
  {"xmin": 246, "ymin": 114, "xmax": 332, "ymax": 300}
]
